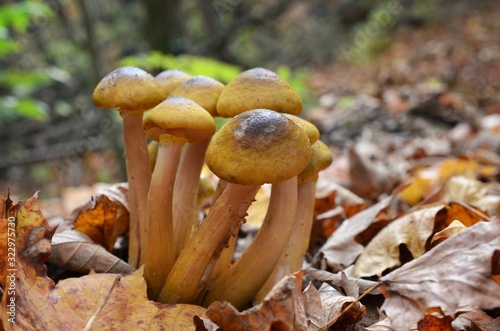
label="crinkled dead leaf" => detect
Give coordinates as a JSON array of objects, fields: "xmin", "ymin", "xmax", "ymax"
[
  {"xmin": 353, "ymin": 202, "xmax": 486, "ymax": 277},
  {"xmin": 0, "ymin": 194, "xmax": 205, "ymax": 330},
  {"xmin": 319, "ymin": 196, "xmax": 394, "ymax": 272},
  {"xmin": 206, "ymin": 271, "xmax": 308, "ymax": 331},
  {"xmin": 353, "ymin": 204, "xmax": 444, "ymax": 277},
  {"xmin": 417, "ymin": 307, "xmax": 453, "ymax": 331},
  {"xmin": 442, "ymin": 176, "xmax": 500, "ymax": 216},
  {"xmin": 379, "ymin": 219, "xmax": 500, "ymax": 331},
  {"xmin": 310, "ymin": 283, "xmax": 366, "ymax": 330},
  {"xmin": 66, "ymin": 184, "xmax": 129, "ymax": 251},
  {"xmin": 303, "ymin": 267, "xmax": 379, "ymax": 298},
  {"xmin": 49, "ymin": 229, "xmax": 134, "ymax": 274},
  {"xmin": 431, "ymin": 220, "xmax": 467, "ymax": 246},
  {"xmin": 452, "ymin": 309, "xmax": 500, "ymax": 331}
]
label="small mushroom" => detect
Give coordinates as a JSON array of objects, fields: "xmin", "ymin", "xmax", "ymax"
[
  {"xmin": 93, "ymin": 66, "xmax": 164, "ymax": 267},
  {"xmin": 155, "ymin": 69, "xmax": 192, "ymax": 98},
  {"xmin": 168, "ymin": 76, "xmax": 225, "ymax": 258},
  {"xmin": 202, "ymin": 113, "xmax": 318, "ymax": 309},
  {"xmin": 255, "ymin": 139, "xmax": 333, "ymax": 303},
  {"xmin": 209, "ymin": 68, "xmax": 305, "ymax": 281},
  {"xmin": 142, "ymin": 96, "xmax": 215, "ymax": 299},
  {"xmin": 158, "ymin": 109, "xmax": 311, "ymax": 305},
  {"xmin": 216, "ymin": 67, "xmax": 303, "ymax": 117}
]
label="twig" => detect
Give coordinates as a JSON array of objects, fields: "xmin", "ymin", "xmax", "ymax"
[{"xmin": 83, "ymin": 275, "xmax": 121, "ymax": 331}]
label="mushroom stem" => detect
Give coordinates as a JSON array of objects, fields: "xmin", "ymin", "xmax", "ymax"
[
  {"xmin": 158, "ymin": 183, "xmax": 259, "ymax": 304},
  {"xmin": 121, "ymin": 112, "xmax": 152, "ymax": 268},
  {"xmin": 209, "ymin": 225, "xmax": 238, "ymax": 282},
  {"xmin": 144, "ymin": 139, "xmax": 184, "ymax": 299},
  {"xmin": 172, "ymin": 138, "xmax": 211, "ymax": 258},
  {"xmin": 254, "ymin": 179, "xmax": 316, "ymax": 302},
  {"xmin": 202, "ymin": 176, "xmax": 298, "ymax": 310}
]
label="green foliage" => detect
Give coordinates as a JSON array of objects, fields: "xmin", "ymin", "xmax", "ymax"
[
  {"xmin": 275, "ymin": 66, "xmax": 316, "ymax": 111},
  {"xmin": 0, "ymin": 1, "xmax": 55, "ymax": 123},
  {"xmin": 343, "ymin": 1, "xmax": 400, "ymax": 63},
  {"xmin": 119, "ymin": 52, "xmax": 242, "ymax": 84}
]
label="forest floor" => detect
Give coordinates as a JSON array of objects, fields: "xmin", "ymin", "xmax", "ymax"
[{"xmin": 2, "ymin": 3, "xmax": 500, "ymax": 330}]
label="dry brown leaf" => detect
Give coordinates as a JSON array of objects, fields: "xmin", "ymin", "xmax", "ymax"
[
  {"xmin": 379, "ymin": 219, "xmax": 500, "ymax": 331},
  {"xmin": 353, "ymin": 202, "xmax": 486, "ymax": 277},
  {"xmin": 49, "ymin": 229, "xmax": 134, "ymax": 274},
  {"xmin": 319, "ymin": 196, "xmax": 393, "ymax": 272},
  {"xmin": 0, "ymin": 194, "xmax": 205, "ymax": 330},
  {"xmin": 431, "ymin": 220, "xmax": 467, "ymax": 246},
  {"xmin": 206, "ymin": 271, "xmax": 308, "ymax": 331},
  {"xmin": 364, "ymin": 318, "xmax": 392, "ymax": 331},
  {"xmin": 65, "ymin": 185, "xmax": 129, "ymax": 251},
  {"xmin": 452, "ymin": 309, "xmax": 500, "ymax": 331},
  {"xmin": 303, "ymin": 267, "xmax": 379, "ymax": 298},
  {"xmin": 311, "ymin": 283, "xmax": 366, "ymax": 330},
  {"xmin": 417, "ymin": 307, "xmax": 453, "ymax": 331},
  {"xmin": 353, "ymin": 204, "xmax": 444, "ymax": 278}
]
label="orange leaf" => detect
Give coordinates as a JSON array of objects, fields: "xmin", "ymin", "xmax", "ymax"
[
  {"xmin": 70, "ymin": 194, "xmax": 128, "ymax": 252},
  {"xmin": 0, "ymin": 194, "xmax": 205, "ymax": 330}
]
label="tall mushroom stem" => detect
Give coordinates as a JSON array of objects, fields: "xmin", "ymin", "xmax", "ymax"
[
  {"xmin": 254, "ymin": 179, "xmax": 316, "ymax": 302},
  {"xmin": 122, "ymin": 112, "xmax": 152, "ymax": 268},
  {"xmin": 202, "ymin": 176, "xmax": 298, "ymax": 310},
  {"xmin": 209, "ymin": 225, "xmax": 238, "ymax": 282},
  {"xmin": 158, "ymin": 183, "xmax": 259, "ymax": 304},
  {"xmin": 144, "ymin": 136, "xmax": 185, "ymax": 299},
  {"xmin": 172, "ymin": 138, "xmax": 211, "ymax": 258}
]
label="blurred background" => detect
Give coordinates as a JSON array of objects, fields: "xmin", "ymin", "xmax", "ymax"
[{"xmin": 0, "ymin": 0, "xmax": 499, "ymax": 212}]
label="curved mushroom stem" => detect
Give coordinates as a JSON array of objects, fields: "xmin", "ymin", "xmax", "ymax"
[
  {"xmin": 144, "ymin": 140, "xmax": 184, "ymax": 299},
  {"xmin": 172, "ymin": 138, "xmax": 211, "ymax": 258},
  {"xmin": 254, "ymin": 179, "xmax": 316, "ymax": 303},
  {"xmin": 202, "ymin": 176, "xmax": 298, "ymax": 310},
  {"xmin": 121, "ymin": 112, "xmax": 152, "ymax": 268},
  {"xmin": 158, "ymin": 183, "xmax": 259, "ymax": 304},
  {"xmin": 209, "ymin": 225, "xmax": 239, "ymax": 282}
]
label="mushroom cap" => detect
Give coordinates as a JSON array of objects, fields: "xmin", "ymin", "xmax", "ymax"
[
  {"xmin": 169, "ymin": 76, "xmax": 225, "ymax": 116},
  {"xmin": 206, "ymin": 109, "xmax": 311, "ymax": 185},
  {"xmin": 298, "ymin": 140, "xmax": 333, "ymax": 183},
  {"xmin": 216, "ymin": 68, "xmax": 303, "ymax": 118},
  {"xmin": 143, "ymin": 97, "xmax": 216, "ymax": 143},
  {"xmin": 93, "ymin": 66, "xmax": 164, "ymax": 114},
  {"xmin": 283, "ymin": 114, "xmax": 320, "ymax": 144},
  {"xmin": 155, "ymin": 69, "xmax": 192, "ymax": 98}
]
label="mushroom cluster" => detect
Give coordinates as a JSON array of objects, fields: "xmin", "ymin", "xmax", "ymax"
[{"xmin": 93, "ymin": 66, "xmax": 333, "ymax": 308}]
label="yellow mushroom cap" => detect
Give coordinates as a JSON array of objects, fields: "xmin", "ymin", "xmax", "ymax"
[
  {"xmin": 283, "ymin": 114, "xmax": 320, "ymax": 144},
  {"xmin": 93, "ymin": 66, "xmax": 164, "ymax": 114},
  {"xmin": 155, "ymin": 69, "xmax": 192, "ymax": 98},
  {"xmin": 169, "ymin": 76, "xmax": 225, "ymax": 116},
  {"xmin": 206, "ymin": 109, "xmax": 311, "ymax": 185},
  {"xmin": 298, "ymin": 140, "xmax": 333, "ymax": 183},
  {"xmin": 216, "ymin": 68, "xmax": 303, "ymax": 118},
  {"xmin": 143, "ymin": 97, "xmax": 216, "ymax": 143}
]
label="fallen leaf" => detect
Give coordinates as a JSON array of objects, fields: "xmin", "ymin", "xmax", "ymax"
[
  {"xmin": 66, "ymin": 187, "xmax": 129, "ymax": 251},
  {"xmin": 206, "ymin": 271, "xmax": 308, "ymax": 331},
  {"xmin": 353, "ymin": 202, "xmax": 486, "ymax": 277},
  {"xmin": 430, "ymin": 220, "xmax": 467, "ymax": 246},
  {"xmin": 379, "ymin": 219, "xmax": 500, "ymax": 331},
  {"xmin": 303, "ymin": 267, "xmax": 379, "ymax": 298},
  {"xmin": 319, "ymin": 196, "xmax": 394, "ymax": 272},
  {"xmin": 452, "ymin": 309, "xmax": 500, "ymax": 331},
  {"xmin": 0, "ymin": 194, "xmax": 205, "ymax": 330},
  {"xmin": 49, "ymin": 229, "xmax": 134, "ymax": 274},
  {"xmin": 311, "ymin": 282, "xmax": 366, "ymax": 330},
  {"xmin": 417, "ymin": 307, "xmax": 453, "ymax": 331},
  {"xmin": 353, "ymin": 204, "xmax": 444, "ymax": 277}
]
